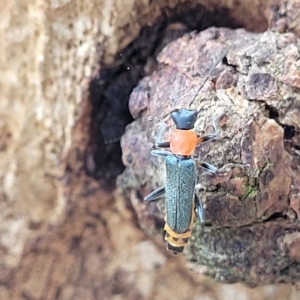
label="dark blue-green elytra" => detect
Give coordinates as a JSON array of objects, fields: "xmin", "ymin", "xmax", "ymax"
[{"xmin": 165, "ymin": 155, "xmax": 196, "ymax": 233}]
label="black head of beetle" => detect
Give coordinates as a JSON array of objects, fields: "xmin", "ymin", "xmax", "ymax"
[{"xmin": 170, "ymin": 108, "xmax": 197, "ymax": 130}]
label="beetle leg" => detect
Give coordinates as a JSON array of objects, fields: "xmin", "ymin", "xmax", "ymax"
[
  {"xmin": 156, "ymin": 141, "xmax": 170, "ymax": 148},
  {"xmin": 216, "ymin": 163, "xmax": 250, "ymax": 172},
  {"xmin": 144, "ymin": 187, "xmax": 165, "ymax": 202},
  {"xmin": 196, "ymin": 134, "xmax": 217, "ymax": 144},
  {"xmin": 199, "ymin": 162, "xmax": 219, "ymax": 173},
  {"xmin": 196, "ymin": 114, "xmax": 225, "ymax": 145},
  {"xmin": 194, "ymin": 194, "xmax": 205, "ymax": 223},
  {"xmin": 200, "ymin": 161, "xmax": 249, "ymax": 173},
  {"xmin": 151, "ymin": 150, "xmax": 172, "ymax": 157}
]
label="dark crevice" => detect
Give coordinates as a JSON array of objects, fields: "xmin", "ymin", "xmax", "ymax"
[
  {"xmin": 264, "ymin": 103, "xmax": 294, "ymax": 138},
  {"xmin": 222, "ymin": 55, "xmax": 238, "ymax": 70},
  {"xmin": 278, "ymin": 262, "xmax": 296, "ymax": 278},
  {"xmin": 265, "ymin": 103, "xmax": 279, "ymax": 119},
  {"xmin": 262, "ymin": 212, "xmax": 287, "ymax": 223},
  {"xmin": 87, "ymin": 3, "xmax": 254, "ymax": 188},
  {"xmin": 283, "ymin": 125, "xmax": 296, "ymax": 140}
]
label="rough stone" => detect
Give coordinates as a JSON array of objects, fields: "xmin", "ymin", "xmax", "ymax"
[{"xmin": 119, "ymin": 26, "xmax": 300, "ymax": 285}]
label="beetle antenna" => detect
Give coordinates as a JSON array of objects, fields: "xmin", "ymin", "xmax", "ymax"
[{"xmin": 189, "ymin": 47, "xmax": 230, "ymax": 110}]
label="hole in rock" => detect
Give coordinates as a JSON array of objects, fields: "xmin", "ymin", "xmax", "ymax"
[{"xmin": 88, "ymin": 2, "xmax": 268, "ymax": 188}]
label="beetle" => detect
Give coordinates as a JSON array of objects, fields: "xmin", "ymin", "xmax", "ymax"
[
  {"xmin": 144, "ymin": 108, "xmax": 224, "ymax": 254},
  {"xmin": 144, "ymin": 48, "xmax": 232, "ymax": 254}
]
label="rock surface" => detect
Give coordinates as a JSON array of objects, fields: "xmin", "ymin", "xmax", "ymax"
[{"xmin": 119, "ymin": 27, "xmax": 300, "ymax": 285}]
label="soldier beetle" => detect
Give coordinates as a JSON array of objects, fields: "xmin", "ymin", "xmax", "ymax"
[{"xmin": 144, "ymin": 48, "xmax": 231, "ymax": 254}]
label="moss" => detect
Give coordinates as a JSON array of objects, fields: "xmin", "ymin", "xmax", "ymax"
[{"xmin": 245, "ymin": 184, "xmax": 258, "ymax": 197}]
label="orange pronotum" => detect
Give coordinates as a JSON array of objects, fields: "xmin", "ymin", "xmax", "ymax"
[{"xmin": 170, "ymin": 129, "xmax": 197, "ymax": 156}]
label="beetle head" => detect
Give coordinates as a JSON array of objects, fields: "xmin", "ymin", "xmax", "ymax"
[{"xmin": 170, "ymin": 108, "xmax": 197, "ymax": 130}]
